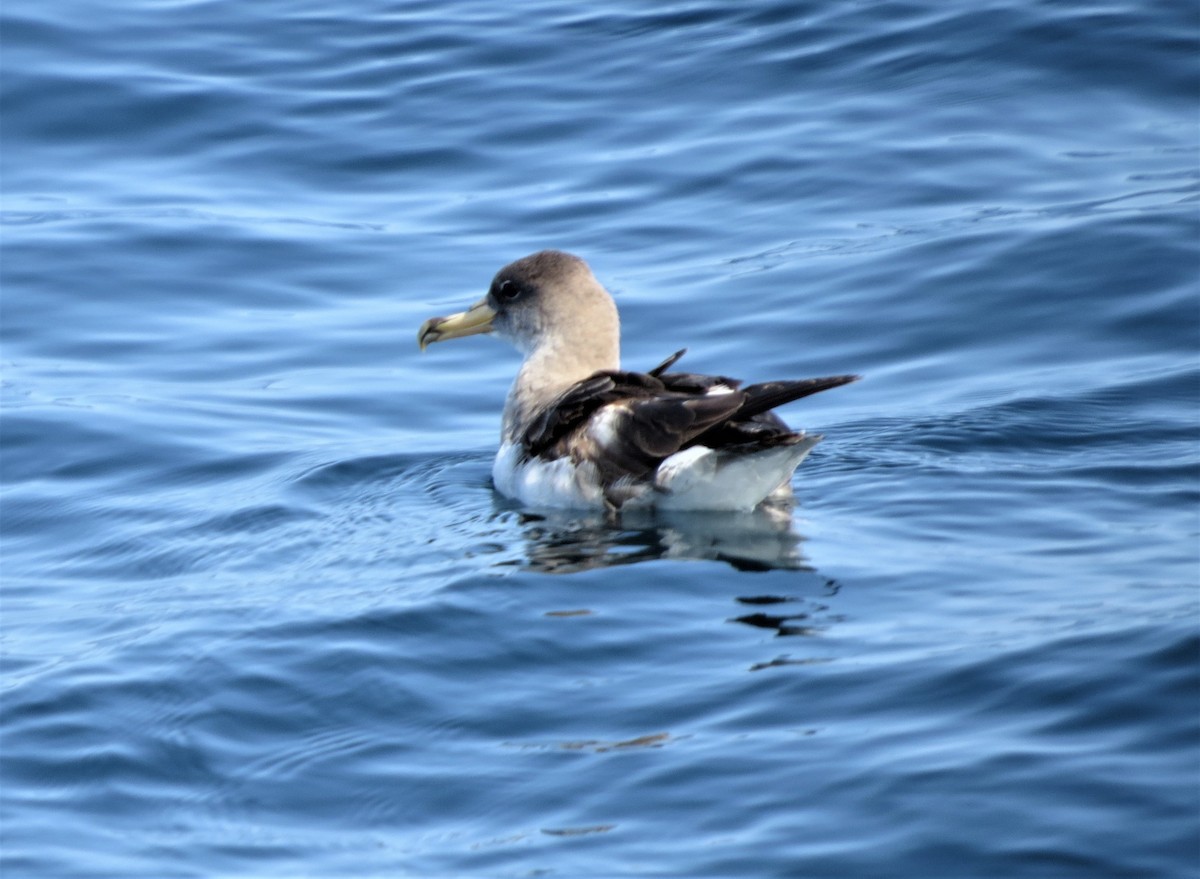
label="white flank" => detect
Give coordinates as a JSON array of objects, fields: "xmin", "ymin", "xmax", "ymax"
[
  {"xmin": 653, "ymin": 437, "xmax": 821, "ymax": 512},
  {"xmin": 492, "ymin": 442, "xmax": 607, "ymax": 508},
  {"xmin": 492, "ymin": 435, "xmax": 822, "ymax": 512}
]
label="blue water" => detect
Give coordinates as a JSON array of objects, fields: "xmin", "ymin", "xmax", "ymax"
[{"xmin": 3, "ymin": 1, "xmax": 1198, "ymax": 876}]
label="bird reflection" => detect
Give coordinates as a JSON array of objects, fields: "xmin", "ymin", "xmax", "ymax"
[
  {"xmin": 508, "ymin": 499, "xmax": 813, "ymax": 574},
  {"xmin": 493, "ymin": 499, "xmax": 847, "ymax": 664}
]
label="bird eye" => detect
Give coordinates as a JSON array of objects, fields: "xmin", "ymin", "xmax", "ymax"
[{"xmin": 496, "ymin": 279, "xmax": 521, "ymax": 301}]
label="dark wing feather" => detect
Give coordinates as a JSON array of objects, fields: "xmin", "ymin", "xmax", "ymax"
[
  {"xmin": 691, "ymin": 375, "xmax": 860, "ymax": 450},
  {"xmin": 520, "ymin": 356, "xmax": 859, "ymax": 506},
  {"xmin": 648, "ymin": 348, "xmax": 688, "ymax": 376},
  {"xmin": 656, "ymin": 371, "xmax": 742, "ymax": 394},
  {"xmin": 567, "ymin": 391, "xmax": 747, "ymax": 505},
  {"xmin": 647, "ymin": 349, "xmax": 743, "ymax": 392},
  {"xmin": 522, "ymin": 370, "xmax": 665, "ymax": 457},
  {"xmin": 592, "ymin": 391, "xmax": 745, "ymax": 467},
  {"xmin": 521, "ymin": 373, "xmax": 617, "ymax": 456},
  {"xmin": 737, "ymin": 375, "xmax": 860, "ymax": 419}
]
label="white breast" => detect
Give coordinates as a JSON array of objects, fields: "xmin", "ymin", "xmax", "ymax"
[{"xmin": 492, "ymin": 442, "xmax": 608, "ymax": 509}]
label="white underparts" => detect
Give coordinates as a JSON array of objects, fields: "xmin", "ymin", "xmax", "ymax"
[{"xmin": 492, "ymin": 435, "xmax": 821, "ymax": 512}]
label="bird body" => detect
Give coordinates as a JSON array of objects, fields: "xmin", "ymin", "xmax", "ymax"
[{"xmin": 419, "ymin": 251, "xmax": 857, "ymax": 512}]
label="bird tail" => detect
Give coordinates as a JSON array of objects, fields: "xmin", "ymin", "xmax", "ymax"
[{"xmin": 737, "ymin": 375, "xmax": 860, "ymax": 420}]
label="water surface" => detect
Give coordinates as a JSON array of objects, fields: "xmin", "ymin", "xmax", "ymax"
[{"xmin": 3, "ymin": 1, "xmax": 1198, "ymax": 876}]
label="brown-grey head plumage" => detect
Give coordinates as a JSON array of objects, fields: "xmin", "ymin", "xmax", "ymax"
[
  {"xmin": 485, "ymin": 251, "xmax": 621, "ymax": 440},
  {"xmin": 485, "ymin": 250, "xmax": 619, "ymax": 359},
  {"xmin": 417, "ymin": 250, "xmax": 621, "ymax": 440}
]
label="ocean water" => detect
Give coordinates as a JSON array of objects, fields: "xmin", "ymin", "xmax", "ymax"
[{"xmin": 2, "ymin": 0, "xmax": 1197, "ymax": 876}]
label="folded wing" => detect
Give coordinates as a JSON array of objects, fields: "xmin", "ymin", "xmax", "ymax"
[{"xmin": 520, "ymin": 350, "xmax": 859, "ymax": 506}]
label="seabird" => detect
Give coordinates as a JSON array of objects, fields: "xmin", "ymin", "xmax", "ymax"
[{"xmin": 418, "ymin": 250, "xmax": 858, "ymax": 512}]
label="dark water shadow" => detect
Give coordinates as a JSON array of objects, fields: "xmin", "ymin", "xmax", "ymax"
[
  {"xmin": 495, "ymin": 499, "xmax": 814, "ymax": 575},
  {"xmin": 495, "ymin": 499, "xmax": 849, "ymax": 661}
]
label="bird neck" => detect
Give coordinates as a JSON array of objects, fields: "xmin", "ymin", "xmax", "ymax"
[{"xmin": 502, "ymin": 335, "xmax": 619, "ymax": 443}]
